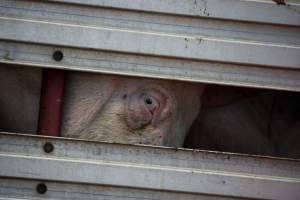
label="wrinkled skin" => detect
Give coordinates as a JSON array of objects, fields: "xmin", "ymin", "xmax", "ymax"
[
  {"xmin": 0, "ymin": 66, "xmax": 203, "ymax": 147},
  {"xmin": 61, "ymin": 72, "xmax": 204, "ymax": 147}
]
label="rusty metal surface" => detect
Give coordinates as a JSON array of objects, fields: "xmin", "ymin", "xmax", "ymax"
[{"xmin": 0, "ymin": 132, "xmax": 299, "ymax": 199}]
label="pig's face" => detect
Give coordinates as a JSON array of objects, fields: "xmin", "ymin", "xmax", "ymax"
[
  {"xmin": 123, "ymin": 84, "xmax": 176, "ymax": 145},
  {"xmin": 61, "ymin": 72, "xmax": 203, "ymax": 147}
]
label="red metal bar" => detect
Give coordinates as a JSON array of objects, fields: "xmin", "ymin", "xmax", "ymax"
[{"xmin": 38, "ymin": 69, "xmax": 65, "ymax": 137}]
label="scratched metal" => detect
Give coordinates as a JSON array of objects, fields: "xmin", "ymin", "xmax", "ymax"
[
  {"xmin": 0, "ymin": 132, "xmax": 300, "ymax": 200},
  {"xmin": 48, "ymin": 0, "xmax": 300, "ymax": 26},
  {"xmin": 1, "ymin": 41, "xmax": 300, "ymax": 92},
  {"xmin": 0, "ymin": 0, "xmax": 299, "ymax": 91},
  {"xmin": 0, "ymin": 178, "xmax": 249, "ymax": 200}
]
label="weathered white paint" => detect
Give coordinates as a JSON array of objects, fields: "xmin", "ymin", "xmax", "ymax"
[
  {"xmin": 47, "ymin": 0, "xmax": 300, "ymax": 26},
  {"xmin": 0, "ymin": 178, "xmax": 246, "ymax": 200},
  {"xmin": 1, "ymin": 42, "xmax": 300, "ymax": 92},
  {"xmin": 0, "ymin": 0, "xmax": 299, "ymax": 91},
  {"xmin": 0, "ymin": 1, "xmax": 300, "ymax": 199},
  {"xmin": 1, "ymin": 17, "xmax": 299, "ymax": 69},
  {"xmin": 0, "ymin": 133, "xmax": 299, "ymax": 199}
]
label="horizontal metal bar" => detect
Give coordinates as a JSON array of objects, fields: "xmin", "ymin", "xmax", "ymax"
[
  {"xmin": 0, "ymin": 0, "xmax": 299, "ymax": 91},
  {"xmin": 0, "ymin": 133, "xmax": 300, "ymax": 199},
  {"xmin": 0, "ymin": 178, "xmax": 245, "ymax": 200},
  {"xmin": 2, "ymin": 154, "xmax": 299, "ymax": 199},
  {"xmin": 48, "ymin": 0, "xmax": 300, "ymax": 26},
  {"xmin": 2, "ymin": 0, "xmax": 299, "ymax": 46},
  {"xmin": 1, "ymin": 41, "xmax": 300, "ymax": 92},
  {"xmin": 1, "ymin": 17, "xmax": 299, "ymax": 69}
]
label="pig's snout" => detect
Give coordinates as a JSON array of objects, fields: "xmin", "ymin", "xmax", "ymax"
[{"xmin": 125, "ymin": 87, "xmax": 173, "ymax": 130}]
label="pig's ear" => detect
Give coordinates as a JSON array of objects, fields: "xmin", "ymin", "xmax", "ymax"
[{"xmin": 125, "ymin": 88, "xmax": 173, "ymax": 130}]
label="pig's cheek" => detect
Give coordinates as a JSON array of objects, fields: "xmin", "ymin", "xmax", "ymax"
[
  {"xmin": 151, "ymin": 131, "xmax": 165, "ymax": 145},
  {"xmin": 138, "ymin": 130, "xmax": 164, "ymax": 145}
]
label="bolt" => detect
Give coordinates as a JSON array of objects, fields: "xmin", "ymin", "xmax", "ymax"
[
  {"xmin": 52, "ymin": 50, "xmax": 63, "ymax": 61},
  {"xmin": 43, "ymin": 142, "xmax": 54, "ymax": 153},
  {"xmin": 36, "ymin": 183, "xmax": 47, "ymax": 194}
]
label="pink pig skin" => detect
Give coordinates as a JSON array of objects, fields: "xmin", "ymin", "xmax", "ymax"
[{"xmin": 61, "ymin": 71, "xmax": 204, "ymax": 147}]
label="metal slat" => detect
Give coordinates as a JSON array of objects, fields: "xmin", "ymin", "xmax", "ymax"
[
  {"xmin": 1, "ymin": 0, "xmax": 300, "ymax": 46},
  {"xmin": 0, "ymin": 17, "xmax": 299, "ymax": 69},
  {"xmin": 4, "ymin": 154, "xmax": 299, "ymax": 199},
  {"xmin": 1, "ymin": 2, "xmax": 300, "ymax": 199},
  {"xmin": 0, "ymin": 133, "xmax": 300, "ymax": 200},
  {"xmin": 0, "ymin": 178, "xmax": 246, "ymax": 200},
  {"xmin": 1, "ymin": 41, "xmax": 300, "ymax": 91},
  {"xmin": 0, "ymin": 0, "xmax": 300, "ymax": 91},
  {"xmin": 2, "ymin": 41, "xmax": 300, "ymax": 91},
  {"xmin": 49, "ymin": 0, "xmax": 300, "ymax": 26}
]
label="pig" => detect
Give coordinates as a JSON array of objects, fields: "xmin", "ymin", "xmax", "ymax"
[
  {"xmin": 61, "ymin": 71, "xmax": 204, "ymax": 147},
  {"xmin": 0, "ymin": 65, "xmax": 204, "ymax": 147},
  {"xmin": 185, "ymin": 86, "xmax": 276, "ymax": 156},
  {"xmin": 268, "ymin": 91, "xmax": 300, "ymax": 159},
  {"xmin": 185, "ymin": 86, "xmax": 300, "ymax": 159},
  {"xmin": 1, "ymin": 65, "xmax": 299, "ymax": 158}
]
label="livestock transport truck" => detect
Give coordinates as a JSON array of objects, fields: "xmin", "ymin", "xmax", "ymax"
[{"xmin": 0, "ymin": 0, "xmax": 300, "ymax": 199}]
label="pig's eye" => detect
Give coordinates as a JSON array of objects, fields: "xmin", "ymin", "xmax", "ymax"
[
  {"xmin": 144, "ymin": 96, "xmax": 153, "ymax": 105},
  {"xmin": 126, "ymin": 88, "xmax": 171, "ymax": 130},
  {"xmin": 143, "ymin": 94, "xmax": 159, "ymax": 114}
]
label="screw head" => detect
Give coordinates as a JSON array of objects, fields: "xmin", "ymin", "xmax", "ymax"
[
  {"xmin": 43, "ymin": 142, "xmax": 54, "ymax": 153},
  {"xmin": 52, "ymin": 50, "xmax": 63, "ymax": 61},
  {"xmin": 36, "ymin": 183, "xmax": 47, "ymax": 194}
]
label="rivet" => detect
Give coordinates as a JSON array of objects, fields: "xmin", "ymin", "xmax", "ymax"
[
  {"xmin": 43, "ymin": 142, "xmax": 54, "ymax": 153},
  {"xmin": 36, "ymin": 183, "xmax": 47, "ymax": 194},
  {"xmin": 52, "ymin": 50, "xmax": 63, "ymax": 61}
]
